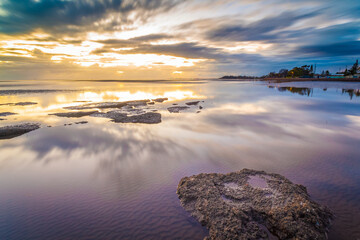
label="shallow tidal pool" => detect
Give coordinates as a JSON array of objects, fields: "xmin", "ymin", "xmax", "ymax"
[{"xmin": 0, "ymin": 79, "xmax": 359, "ymax": 239}]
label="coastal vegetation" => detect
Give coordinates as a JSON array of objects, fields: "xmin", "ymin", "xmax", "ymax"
[{"xmin": 221, "ymin": 59, "xmax": 360, "ymax": 79}]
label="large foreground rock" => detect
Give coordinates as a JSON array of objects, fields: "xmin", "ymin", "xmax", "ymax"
[
  {"xmin": 0, "ymin": 123, "xmax": 40, "ymax": 139},
  {"xmin": 177, "ymin": 169, "xmax": 333, "ymax": 240}
]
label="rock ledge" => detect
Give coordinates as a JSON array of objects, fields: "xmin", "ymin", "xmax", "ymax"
[
  {"xmin": 177, "ymin": 169, "xmax": 333, "ymax": 240},
  {"xmin": 0, "ymin": 123, "xmax": 40, "ymax": 139}
]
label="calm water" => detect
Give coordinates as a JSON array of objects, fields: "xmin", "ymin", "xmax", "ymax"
[{"xmin": 0, "ymin": 80, "xmax": 359, "ymax": 240}]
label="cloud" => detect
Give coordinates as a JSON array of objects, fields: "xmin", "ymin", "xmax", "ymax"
[
  {"xmin": 0, "ymin": 0, "xmax": 185, "ymax": 34},
  {"xmin": 295, "ymin": 41, "xmax": 360, "ymax": 57},
  {"xmin": 204, "ymin": 11, "xmax": 320, "ymax": 42},
  {"xmin": 92, "ymin": 34, "xmax": 174, "ymax": 53},
  {"xmin": 1, "ymin": 0, "xmax": 360, "ymax": 79}
]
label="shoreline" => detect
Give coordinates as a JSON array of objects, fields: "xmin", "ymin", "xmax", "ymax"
[
  {"xmin": 264, "ymin": 77, "xmax": 360, "ymax": 83},
  {"xmin": 219, "ymin": 77, "xmax": 360, "ymax": 82}
]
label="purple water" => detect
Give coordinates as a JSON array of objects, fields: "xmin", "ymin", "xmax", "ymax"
[{"xmin": 0, "ymin": 80, "xmax": 359, "ymax": 239}]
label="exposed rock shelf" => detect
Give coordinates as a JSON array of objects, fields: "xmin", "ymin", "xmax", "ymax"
[
  {"xmin": 177, "ymin": 169, "xmax": 333, "ymax": 240},
  {"xmin": 0, "ymin": 123, "xmax": 40, "ymax": 139}
]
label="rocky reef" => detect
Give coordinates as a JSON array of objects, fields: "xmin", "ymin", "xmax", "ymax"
[
  {"xmin": 0, "ymin": 123, "xmax": 40, "ymax": 139},
  {"xmin": 177, "ymin": 169, "xmax": 333, "ymax": 240},
  {"xmin": 47, "ymin": 98, "xmax": 203, "ymax": 124}
]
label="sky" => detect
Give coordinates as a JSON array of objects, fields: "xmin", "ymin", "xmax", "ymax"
[{"xmin": 0, "ymin": 0, "xmax": 360, "ymax": 80}]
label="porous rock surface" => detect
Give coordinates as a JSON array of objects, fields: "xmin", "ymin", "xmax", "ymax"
[
  {"xmin": 177, "ymin": 169, "xmax": 333, "ymax": 240},
  {"xmin": 0, "ymin": 123, "xmax": 40, "ymax": 139}
]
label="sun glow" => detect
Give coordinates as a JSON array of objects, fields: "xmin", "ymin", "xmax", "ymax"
[
  {"xmin": 0, "ymin": 37, "xmax": 205, "ymax": 69},
  {"xmin": 77, "ymin": 90, "xmax": 205, "ymax": 102},
  {"xmin": 222, "ymin": 42, "xmax": 273, "ymax": 53}
]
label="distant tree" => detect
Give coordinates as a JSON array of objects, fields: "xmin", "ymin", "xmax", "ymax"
[
  {"xmin": 279, "ymin": 69, "xmax": 288, "ymax": 78},
  {"xmin": 321, "ymin": 70, "xmax": 325, "ymax": 77},
  {"xmin": 268, "ymin": 72, "xmax": 277, "ymax": 78},
  {"xmin": 287, "ymin": 65, "xmax": 313, "ymax": 78},
  {"xmin": 350, "ymin": 59, "xmax": 359, "ymax": 75},
  {"xmin": 325, "ymin": 70, "xmax": 330, "ymax": 76}
]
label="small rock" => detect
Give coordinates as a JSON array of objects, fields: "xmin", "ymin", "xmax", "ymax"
[
  {"xmin": 186, "ymin": 101, "xmax": 200, "ymax": 106},
  {"xmin": 177, "ymin": 169, "xmax": 333, "ymax": 240},
  {"xmin": 152, "ymin": 98, "xmax": 168, "ymax": 103},
  {"xmin": 0, "ymin": 123, "xmax": 40, "ymax": 139},
  {"xmin": 199, "ymin": 106, "xmax": 203, "ymax": 109},
  {"xmin": 0, "ymin": 102, "xmax": 38, "ymax": 106},
  {"xmin": 148, "ymin": 102, "xmax": 155, "ymax": 105},
  {"xmin": 75, "ymin": 121, "xmax": 88, "ymax": 124},
  {"xmin": 167, "ymin": 106, "xmax": 190, "ymax": 113},
  {"xmin": 14, "ymin": 102, "xmax": 38, "ymax": 106}
]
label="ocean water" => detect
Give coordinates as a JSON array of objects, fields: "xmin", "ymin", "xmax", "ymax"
[{"xmin": 0, "ymin": 79, "xmax": 359, "ymax": 240}]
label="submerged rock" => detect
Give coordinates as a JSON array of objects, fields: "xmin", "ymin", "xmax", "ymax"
[
  {"xmin": 177, "ymin": 169, "xmax": 333, "ymax": 240},
  {"xmin": 0, "ymin": 123, "xmax": 40, "ymax": 139},
  {"xmin": 93, "ymin": 110, "xmax": 161, "ymax": 124},
  {"xmin": 0, "ymin": 112, "xmax": 17, "ymax": 117},
  {"xmin": 0, "ymin": 102, "xmax": 38, "ymax": 106},
  {"xmin": 186, "ymin": 101, "xmax": 200, "ymax": 106},
  {"xmin": 64, "ymin": 100, "xmax": 150, "ymax": 110},
  {"xmin": 14, "ymin": 102, "xmax": 38, "ymax": 106},
  {"xmin": 167, "ymin": 106, "xmax": 190, "ymax": 113},
  {"xmin": 49, "ymin": 110, "xmax": 98, "ymax": 118},
  {"xmin": 75, "ymin": 121, "xmax": 88, "ymax": 124}
]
